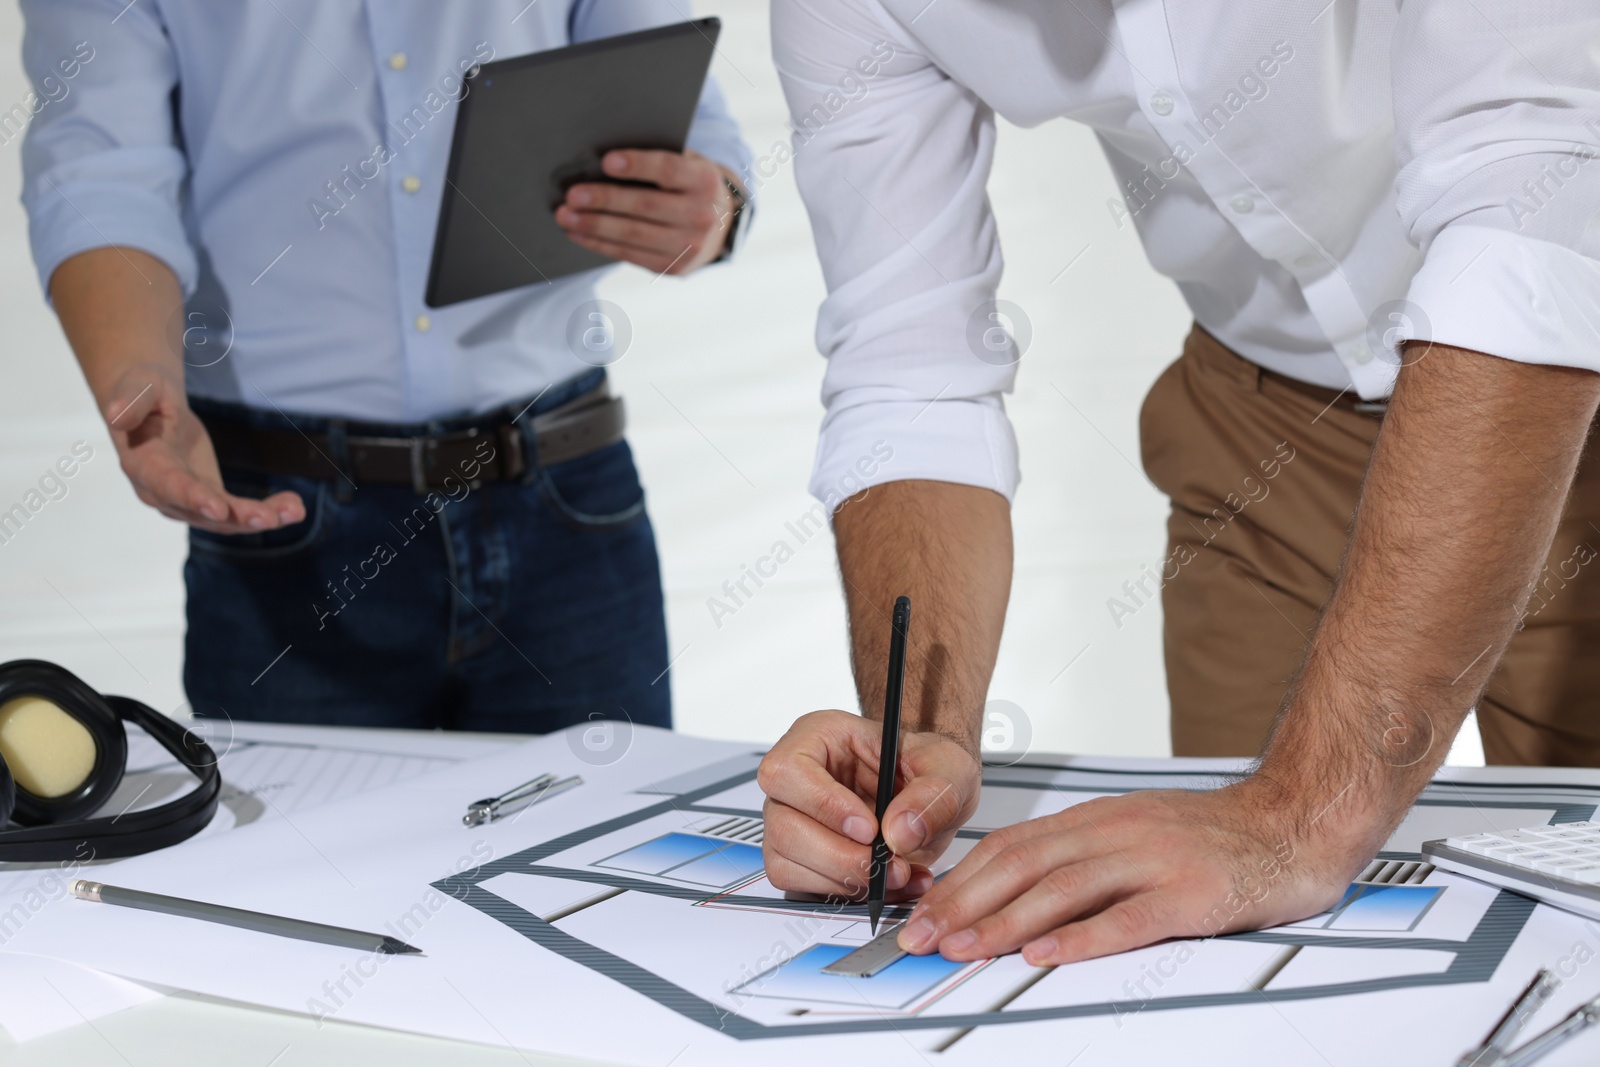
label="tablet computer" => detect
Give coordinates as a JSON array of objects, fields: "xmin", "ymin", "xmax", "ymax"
[{"xmin": 425, "ymin": 18, "xmax": 721, "ymax": 307}]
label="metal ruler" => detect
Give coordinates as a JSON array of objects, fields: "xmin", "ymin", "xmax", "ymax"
[{"xmin": 819, "ymin": 924, "xmax": 908, "ymax": 978}]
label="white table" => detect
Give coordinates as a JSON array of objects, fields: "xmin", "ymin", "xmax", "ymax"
[
  {"xmin": 0, "ymin": 722, "xmax": 562, "ymax": 1065},
  {"xmin": 0, "ymin": 994, "xmax": 592, "ymax": 1066}
]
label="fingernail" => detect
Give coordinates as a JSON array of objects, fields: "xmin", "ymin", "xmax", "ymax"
[
  {"xmin": 604, "ymin": 152, "xmax": 627, "ymax": 173},
  {"xmin": 899, "ymin": 917, "xmax": 937, "ymax": 952},
  {"xmin": 247, "ymin": 515, "xmax": 266, "ymax": 529},
  {"xmin": 570, "ymin": 188, "xmax": 591, "ymax": 206},
  {"xmin": 555, "ymin": 206, "xmax": 577, "ymax": 225},
  {"xmin": 907, "ymin": 870, "xmax": 933, "ymax": 897},
  {"xmin": 1023, "ymin": 936, "xmax": 1057, "ymax": 965},
  {"xmin": 892, "ymin": 811, "xmax": 926, "ymax": 849},
  {"xmin": 841, "ymin": 816, "xmax": 874, "ymax": 844},
  {"xmin": 942, "ymin": 929, "xmax": 977, "ymax": 955},
  {"xmin": 887, "ymin": 862, "xmax": 908, "ymax": 890}
]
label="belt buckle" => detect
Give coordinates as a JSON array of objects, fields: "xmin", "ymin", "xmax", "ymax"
[
  {"xmin": 497, "ymin": 422, "xmax": 526, "ymax": 481},
  {"xmin": 408, "ymin": 437, "xmax": 433, "ymax": 494}
]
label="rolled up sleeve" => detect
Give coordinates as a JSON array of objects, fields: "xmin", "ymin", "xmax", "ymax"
[
  {"xmin": 19, "ymin": 0, "xmax": 195, "ymax": 299},
  {"xmin": 1392, "ymin": 2, "xmax": 1600, "ymax": 372},
  {"xmin": 774, "ymin": 0, "xmax": 1018, "ymax": 511},
  {"xmin": 684, "ymin": 71, "xmax": 756, "ymax": 259},
  {"xmin": 683, "ymin": 73, "xmax": 751, "ymax": 190}
]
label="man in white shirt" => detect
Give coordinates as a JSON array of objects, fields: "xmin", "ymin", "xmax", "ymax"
[{"xmin": 756, "ymin": 1, "xmax": 1600, "ymax": 965}]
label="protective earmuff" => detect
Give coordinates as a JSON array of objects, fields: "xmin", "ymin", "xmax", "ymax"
[{"xmin": 0, "ymin": 660, "xmax": 221, "ymax": 862}]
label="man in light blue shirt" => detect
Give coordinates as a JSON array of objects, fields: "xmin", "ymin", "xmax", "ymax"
[{"xmin": 21, "ymin": 1, "xmax": 751, "ymax": 735}]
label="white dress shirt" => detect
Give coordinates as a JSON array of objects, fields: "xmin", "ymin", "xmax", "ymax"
[
  {"xmin": 773, "ymin": 0, "xmax": 1600, "ymax": 505},
  {"xmin": 21, "ymin": 0, "xmax": 749, "ymax": 423}
]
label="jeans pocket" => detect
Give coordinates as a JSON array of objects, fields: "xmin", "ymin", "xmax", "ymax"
[
  {"xmin": 536, "ymin": 440, "xmax": 647, "ymax": 530},
  {"xmin": 187, "ymin": 478, "xmax": 331, "ymax": 563}
]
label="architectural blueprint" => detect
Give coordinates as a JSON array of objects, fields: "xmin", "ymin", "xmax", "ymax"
[
  {"xmin": 438, "ymin": 756, "xmax": 1566, "ymax": 1050},
  {"xmin": 4, "ymin": 727, "xmax": 1600, "ymax": 1066}
]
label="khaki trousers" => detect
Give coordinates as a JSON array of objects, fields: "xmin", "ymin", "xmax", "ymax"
[{"xmin": 1139, "ymin": 324, "xmax": 1600, "ymax": 764}]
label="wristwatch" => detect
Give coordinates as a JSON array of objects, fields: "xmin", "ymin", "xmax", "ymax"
[{"xmin": 714, "ymin": 173, "xmax": 749, "ymax": 262}]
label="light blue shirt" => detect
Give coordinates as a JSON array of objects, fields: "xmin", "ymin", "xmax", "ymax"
[{"xmin": 20, "ymin": 0, "xmax": 750, "ymax": 422}]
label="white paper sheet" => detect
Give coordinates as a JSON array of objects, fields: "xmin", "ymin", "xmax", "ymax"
[
  {"xmin": 8, "ymin": 728, "xmax": 1600, "ymax": 1065},
  {"xmin": 0, "ymin": 720, "xmax": 516, "ymax": 1042}
]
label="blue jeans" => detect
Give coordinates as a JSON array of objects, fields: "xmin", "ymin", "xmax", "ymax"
[{"xmin": 183, "ymin": 372, "xmax": 670, "ymax": 734}]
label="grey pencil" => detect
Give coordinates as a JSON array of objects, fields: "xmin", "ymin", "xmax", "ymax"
[{"xmin": 72, "ymin": 879, "xmax": 422, "ymax": 955}]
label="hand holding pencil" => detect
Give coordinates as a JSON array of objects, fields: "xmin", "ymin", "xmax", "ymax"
[{"xmin": 757, "ymin": 596, "xmax": 982, "ymax": 917}]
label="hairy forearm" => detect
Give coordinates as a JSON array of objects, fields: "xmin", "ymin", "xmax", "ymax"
[
  {"xmin": 833, "ymin": 479, "xmax": 1012, "ymax": 752},
  {"xmin": 50, "ymin": 247, "xmax": 184, "ymax": 407},
  {"xmin": 1258, "ymin": 344, "xmax": 1600, "ymax": 858}
]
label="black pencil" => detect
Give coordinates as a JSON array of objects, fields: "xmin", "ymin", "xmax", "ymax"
[
  {"xmin": 72, "ymin": 880, "xmax": 422, "ymax": 955},
  {"xmin": 868, "ymin": 595, "xmax": 911, "ymax": 934}
]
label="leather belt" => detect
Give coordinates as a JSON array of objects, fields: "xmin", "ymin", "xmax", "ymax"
[
  {"xmin": 198, "ymin": 384, "xmax": 626, "ymax": 492},
  {"xmin": 1258, "ymin": 366, "xmax": 1388, "ymax": 418}
]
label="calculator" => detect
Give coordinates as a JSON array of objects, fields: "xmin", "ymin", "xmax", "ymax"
[{"xmin": 1422, "ymin": 822, "xmax": 1600, "ymax": 920}]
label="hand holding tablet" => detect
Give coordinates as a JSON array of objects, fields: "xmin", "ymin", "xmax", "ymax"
[{"xmin": 427, "ymin": 18, "xmax": 733, "ymax": 306}]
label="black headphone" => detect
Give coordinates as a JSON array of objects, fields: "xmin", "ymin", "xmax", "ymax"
[{"xmin": 0, "ymin": 660, "xmax": 221, "ymax": 863}]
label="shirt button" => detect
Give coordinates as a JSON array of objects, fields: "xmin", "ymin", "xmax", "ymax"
[
  {"xmin": 401, "ymin": 175, "xmax": 422, "ymax": 194},
  {"xmin": 1149, "ymin": 91, "xmax": 1175, "ymax": 116},
  {"xmin": 388, "ymin": 52, "xmax": 408, "ymax": 71},
  {"xmin": 1351, "ymin": 344, "xmax": 1374, "ymax": 365},
  {"xmin": 1229, "ymin": 194, "xmax": 1255, "ymax": 214},
  {"xmin": 414, "ymin": 315, "xmax": 432, "ymax": 334}
]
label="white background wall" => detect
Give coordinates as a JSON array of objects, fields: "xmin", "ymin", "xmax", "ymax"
[{"xmin": 0, "ymin": 1, "xmax": 1481, "ymax": 763}]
